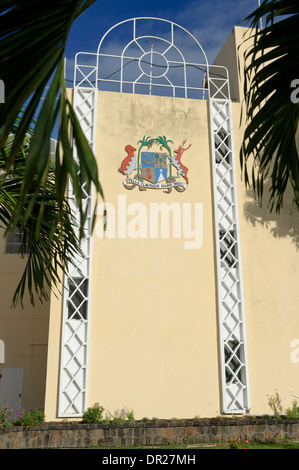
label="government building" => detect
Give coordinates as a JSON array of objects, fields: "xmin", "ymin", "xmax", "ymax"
[{"xmin": 1, "ymin": 18, "xmax": 299, "ymax": 421}]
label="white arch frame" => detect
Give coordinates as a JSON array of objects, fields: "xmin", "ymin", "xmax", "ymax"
[
  {"xmin": 96, "ymin": 17, "xmax": 208, "ymax": 61},
  {"xmin": 95, "ymin": 17, "xmax": 208, "ymax": 98}
]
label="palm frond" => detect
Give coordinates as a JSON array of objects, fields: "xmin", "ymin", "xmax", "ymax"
[
  {"xmin": 0, "ymin": 0, "xmax": 103, "ymax": 237},
  {"xmin": 241, "ymin": 0, "xmax": 299, "ymax": 212},
  {"xmin": 0, "ymin": 118, "xmax": 82, "ymax": 307}
]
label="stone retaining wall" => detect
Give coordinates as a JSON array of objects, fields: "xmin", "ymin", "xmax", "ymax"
[{"xmin": 1, "ymin": 419, "xmax": 299, "ymax": 449}]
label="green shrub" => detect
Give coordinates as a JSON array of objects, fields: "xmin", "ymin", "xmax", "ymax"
[
  {"xmin": 102, "ymin": 407, "xmax": 135, "ymax": 423},
  {"xmin": 267, "ymin": 390, "xmax": 283, "ymax": 417},
  {"xmin": 112, "ymin": 407, "xmax": 134, "ymax": 423},
  {"xmin": 82, "ymin": 403, "xmax": 105, "ymax": 424},
  {"xmin": 0, "ymin": 403, "xmax": 12, "ymax": 426},
  {"xmin": 14, "ymin": 409, "xmax": 45, "ymax": 428},
  {"xmin": 229, "ymin": 438, "xmax": 249, "ymax": 449},
  {"xmin": 126, "ymin": 409, "xmax": 135, "ymax": 422},
  {"xmin": 285, "ymin": 400, "xmax": 299, "ymax": 419}
]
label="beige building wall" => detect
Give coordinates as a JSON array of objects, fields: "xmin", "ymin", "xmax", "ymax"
[
  {"xmin": 89, "ymin": 92, "xmax": 220, "ymax": 419},
  {"xmin": 0, "ymin": 232, "xmax": 50, "ymax": 411},
  {"xmin": 44, "ymin": 26, "xmax": 299, "ymax": 421},
  {"xmin": 45, "ymin": 91, "xmax": 221, "ymax": 420}
]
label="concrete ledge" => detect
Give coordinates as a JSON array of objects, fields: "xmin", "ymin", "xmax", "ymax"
[{"xmin": 1, "ymin": 418, "xmax": 299, "ymax": 449}]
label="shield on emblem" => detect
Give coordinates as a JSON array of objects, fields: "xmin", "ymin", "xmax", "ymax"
[{"xmin": 141, "ymin": 152, "xmax": 168, "ymax": 183}]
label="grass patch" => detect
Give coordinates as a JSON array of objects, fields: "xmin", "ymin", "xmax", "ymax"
[{"xmin": 89, "ymin": 440, "xmax": 299, "ymax": 450}]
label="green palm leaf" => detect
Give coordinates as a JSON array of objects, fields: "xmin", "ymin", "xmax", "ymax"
[
  {"xmin": 0, "ymin": 117, "xmax": 82, "ymax": 307},
  {"xmin": 241, "ymin": 0, "xmax": 299, "ymax": 212},
  {"xmin": 0, "ymin": 0, "xmax": 103, "ymax": 238}
]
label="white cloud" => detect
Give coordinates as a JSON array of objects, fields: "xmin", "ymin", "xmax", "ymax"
[{"xmin": 154, "ymin": 0, "xmax": 256, "ymax": 61}]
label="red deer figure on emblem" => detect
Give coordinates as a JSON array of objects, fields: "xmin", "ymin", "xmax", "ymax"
[
  {"xmin": 173, "ymin": 140, "xmax": 192, "ymax": 185},
  {"xmin": 118, "ymin": 144, "xmax": 137, "ymax": 175}
]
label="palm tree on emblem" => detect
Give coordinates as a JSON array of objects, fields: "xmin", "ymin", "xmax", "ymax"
[
  {"xmin": 156, "ymin": 136, "xmax": 174, "ymax": 182},
  {"xmin": 137, "ymin": 136, "xmax": 156, "ymax": 183}
]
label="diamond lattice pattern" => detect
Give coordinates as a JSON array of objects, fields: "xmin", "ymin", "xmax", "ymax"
[
  {"xmin": 58, "ymin": 87, "xmax": 95, "ymax": 417},
  {"xmin": 210, "ymin": 97, "xmax": 250, "ymax": 413}
]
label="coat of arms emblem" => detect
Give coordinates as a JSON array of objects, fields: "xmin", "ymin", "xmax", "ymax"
[{"xmin": 118, "ymin": 136, "xmax": 192, "ymax": 193}]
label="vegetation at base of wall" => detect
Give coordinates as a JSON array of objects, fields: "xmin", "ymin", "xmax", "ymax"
[
  {"xmin": 285, "ymin": 401, "xmax": 299, "ymax": 419},
  {"xmin": 2, "ymin": 391, "xmax": 299, "ymax": 428},
  {"xmin": 0, "ymin": 404, "xmax": 45, "ymax": 428},
  {"xmin": 82, "ymin": 403, "xmax": 105, "ymax": 424},
  {"xmin": 267, "ymin": 389, "xmax": 283, "ymax": 417},
  {"xmin": 79, "ymin": 395, "xmax": 299, "ymax": 424},
  {"xmin": 267, "ymin": 390, "xmax": 299, "ymax": 419},
  {"xmin": 0, "ymin": 403, "xmax": 12, "ymax": 426},
  {"xmin": 82, "ymin": 403, "xmax": 135, "ymax": 424},
  {"xmin": 14, "ymin": 409, "xmax": 45, "ymax": 429}
]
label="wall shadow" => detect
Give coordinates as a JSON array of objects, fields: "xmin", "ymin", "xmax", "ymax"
[{"xmin": 242, "ymin": 181, "xmax": 299, "ymax": 251}]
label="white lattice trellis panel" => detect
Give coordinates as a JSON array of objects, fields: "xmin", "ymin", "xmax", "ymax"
[
  {"xmin": 58, "ymin": 83, "xmax": 97, "ymax": 417},
  {"xmin": 209, "ymin": 91, "xmax": 250, "ymax": 414}
]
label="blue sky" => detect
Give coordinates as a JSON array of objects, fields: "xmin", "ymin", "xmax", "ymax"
[{"xmin": 64, "ymin": 0, "xmax": 260, "ymax": 83}]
